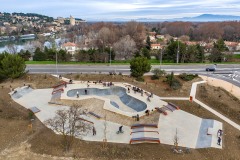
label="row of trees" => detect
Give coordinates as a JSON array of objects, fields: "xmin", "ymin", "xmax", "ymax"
[
  {"xmin": 163, "ymin": 38, "xmax": 229, "ymax": 63},
  {"xmin": 33, "ymin": 47, "xmax": 72, "ymax": 61},
  {"xmin": 148, "ymin": 21, "xmax": 240, "ymax": 41}
]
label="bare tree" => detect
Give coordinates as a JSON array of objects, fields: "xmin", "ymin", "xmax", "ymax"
[
  {"xmin": 113, "ymin": 35, "xmax": 136, "ymax": 60},
  {"xmin": 44, "ymin": 104, "xmax": 92, "ymax": 152},
  {"xmin": 6, "ymin": 44, "xmax": 18, "ymax": 54},
  {"xmin": 123, "ymin": 21, "xmax": 146, "ymax": 50},
  {"xmin": 24, "ymin": 40, "xmax": 43, "ymax": 53},
  {"xmin": 97, "ymin": 27, "xmax": 111, "ymax": 51}
]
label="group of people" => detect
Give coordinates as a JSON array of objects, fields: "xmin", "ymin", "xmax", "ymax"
[
  {"xmin": 92, "ymin": 125, "xmax": 124, "ymax": 136},
  {"xmin": 103, "ymin": 82, "xmax": 114, "ymax": 87},
  {"xmin": 217, "ymin": 129, "xmax": 223, "ymax": 146},
  {"xmin": 76, "ymin": 89, "xmax": 88, "ymax": 98}
]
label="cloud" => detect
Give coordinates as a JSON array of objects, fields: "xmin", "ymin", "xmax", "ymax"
[{"xmin": 0, "ymin": 0, "xmax": 240, "ymax": 20}]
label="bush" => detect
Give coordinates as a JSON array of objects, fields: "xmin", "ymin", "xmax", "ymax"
[
  {"xmin": 151, "ymin": 68, "xmax": 166, "ymax": 80},
  {"xmin": 166, "ymin": 72, "xmax": 182, "ymax": 90},
  {"xmin": 75, "ymin": 74, "xmax": 80, "ymax": 79},
  {"xmin": 179, "ymin": 73, "xmax": 198, "ymax": 81},
  {"xmin": 136, "ymin": 77, "xmax": 145, "ymax": 82},
  {"xmin": 28, "ymin": 111, "xmax": 34, "ymax": 119}
]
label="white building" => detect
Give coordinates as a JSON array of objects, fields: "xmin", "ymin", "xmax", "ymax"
[
  {"xmin": 61, "ymin": 42, "xmax": 78, "ymax": 55},
  {"xmin": 151, "ymin": 44, "xmax": 161, "ymax": 50}
]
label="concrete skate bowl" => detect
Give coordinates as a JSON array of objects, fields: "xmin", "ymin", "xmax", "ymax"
[
  {"xmin": 11, "ymin": 87, "xmax": 33, "ymax": 99},
  {"xmin": 67, "ymin": 86, "xmax": 147, "ymax": 112}
]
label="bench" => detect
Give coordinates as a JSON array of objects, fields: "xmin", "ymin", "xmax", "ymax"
[
  {"xmin": 164, "ymin": 105, "xmax": 174, "ymax": 112},
  {"xmin": 131, "ymin": 124, "xmax": 158, "ymax": 129},
  {"xmin": 130, "ymin": 130, "xmax": 159, "ymax": 135},
  {"xmin": 88, "ymin": 112, "xmax": 102, "ymax": 119},
  {"xmin": 52, "ymin": 81, "xmax": 67, "ymax": 89},
  {"xmin": 52, "ymin": 88, "xmax": 64, "ymax": 95},
  {"xmin": 48, "ymin": 101, "xmax": 63, "ymax": 105},
  {"xmin": 155, "ymin": 107, "xmax": 168, "ymax": 115},
  {"xmin": 130, "ymin": 137, "xmax": 160, "ymax": 144},
  {"xmin": 168, "ymin": 102, "xmax": 180, "ymax": 110}
]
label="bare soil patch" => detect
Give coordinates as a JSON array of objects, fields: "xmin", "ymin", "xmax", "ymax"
[
  {"xmin": 196, "ymin": 84, "xmax": 240, "ymax": 124},
  {"xmin": 0, "ymin": 74, "xmax": 239, "ymax": 160}
]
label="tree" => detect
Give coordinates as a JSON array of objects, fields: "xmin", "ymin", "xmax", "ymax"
[
  {"xmin": 33, "ymin": 47, "xmax": 47, "ymax": 61},
  {"xmin": 74, "ymin": 50, "xmax": 90, "ymax": 62},
  {"xmin": 165, "ymin": 40, "xmax": 186, "ymax": 63},
  {"xmin": 130, "ymin": 57, "xmax": 151, "ymax": 78},
  {"xmin": 0, "ymin": 54, "xmax": 26, "ymax": 79},
  {"xmin": 141, "ymin": 47, "xmax": 151, "ymax": 59},
  {"xmin": 146, "ymin": 35, "xmax": 151, "ymax": 50},
  {"xmin": 113, "ymin": 35, "xmax": 136, "ymax": 60},
  {"xmin": 44, "ymin": 104, "xmax": 92, "ymax": 152},
  {"xmin": 124, "ymin": 21, "xmax": 146, "ymax": 50},
  {"xmin": 214, "ymin": 39, "xmax": 228, "ymax": 52},
  {"xmin": 19, "ymin": 50, "xmax": 31, "ymax": 61},
  {"xmin": 209, "ymin": 48, "xmax": 224, "ymax": 62}
]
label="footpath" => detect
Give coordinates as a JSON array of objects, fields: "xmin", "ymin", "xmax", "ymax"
[{"xmin": 160, "ymin": 78, "xmax": 240, "ymax": 131}]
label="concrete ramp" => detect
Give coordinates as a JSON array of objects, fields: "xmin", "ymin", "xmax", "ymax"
[{"xmin": 10, "ymin": 86, "xmax": 33, "ymax": 99}]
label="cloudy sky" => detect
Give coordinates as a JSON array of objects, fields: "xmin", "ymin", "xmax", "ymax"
[{"xmin": 1, "ymin": 0, "xmax": 240, "ymax": 20}]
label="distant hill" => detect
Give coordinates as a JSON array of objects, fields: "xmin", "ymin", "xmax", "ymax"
[
  {"xmin": 174, "ymin": 14, "xmax": 240, "ymax": 22},
  {"xmin": 89, "ymin": 14, "xmax": 240, "ymax": 22}
]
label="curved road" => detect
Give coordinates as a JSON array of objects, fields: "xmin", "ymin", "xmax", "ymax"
[{"xmin": 26, "ymin": 64, "xmax": 240, "ymax": 87}]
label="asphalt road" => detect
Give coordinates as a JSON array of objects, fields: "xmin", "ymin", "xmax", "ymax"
[{"xmin": 26, "ymin": 64, "xmax": 240, "ymax": 87}]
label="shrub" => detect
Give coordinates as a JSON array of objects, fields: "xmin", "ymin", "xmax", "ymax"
[
  {"xmin": 75, "ymin": 74, "xmax": 80, "ymax": 79},
  {"xmin": 136, "ymin": 77, "xmax": 145, "ymax": 82},
  {"xmin": 151, "ymin": 68, "xmax": 166, "ymax": 80},
  {"xmin": 179, "ymin": 73, "xmax": 198, "ymax": 81},
  {"xmin": 28, "ymin": 111, "xmax": 34, "ymax": 119},
  {"xmin": 166, "ymin": 72, "xmax": 182, "ymax": 90}
]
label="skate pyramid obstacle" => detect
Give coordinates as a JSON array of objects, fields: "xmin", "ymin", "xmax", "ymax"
[
  {"xmin": 130, "ymin": 124, "xmax": 160, "ymax": 144},
  {"xmin": 155, "ymin": 102, "xmax": 180, "ymax": 115}
]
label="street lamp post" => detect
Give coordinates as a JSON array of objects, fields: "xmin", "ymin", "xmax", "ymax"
[
  {"xmin": 56, "ymin": 51, "xmax": 58, "ymax": 76},
  {"xmin": 109, "ymin": 47, "xmax": 111, "ymax": 66},
  {"xmin": 177, "ymin": 39, "xmax": 179, "ymax": 64},
  {"xmin": 160, "ymin": 47, "xmax": 164, "ymax": 70}
]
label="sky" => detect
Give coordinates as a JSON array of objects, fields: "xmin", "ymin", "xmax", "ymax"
[{"xmin": 1, "ymin": 0, "xmax": 240, "ymax": 20}]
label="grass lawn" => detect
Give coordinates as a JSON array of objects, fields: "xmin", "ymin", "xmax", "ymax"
[{"xmin": 25, "ymin": 60, "xmax": 239, "ymax": 65}]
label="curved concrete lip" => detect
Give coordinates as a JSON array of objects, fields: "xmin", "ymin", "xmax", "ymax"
[{"xmin": 66, "ymin": 86, "xmax": 147, "ymax": 113}]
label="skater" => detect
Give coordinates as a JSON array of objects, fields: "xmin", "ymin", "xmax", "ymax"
[
  {"xmin": 141, "ymin": 89, "xmax": 143, "ymax": 96},
  {"xmin": 136, "ymin": 114, "xmax": 139, "ymax": 121},
  {"xmin": 219, "ymin": 129, "xmax": 223, "ymax": 136},
  {"xmin": 93, "ymin": 126, "xmax": 96, "ymax": 136},
  {"xmin": 145, "ymin": 110, "xmax": 149, "ymax": 116},
  {"xmin": 85, "ymin": 89, "xmax": 87, "ymax": 95},
  {"xmin": 128, "ymin": 87, "xmax": 130, "ymax": 93},
  {"xmin": 151, "ymin": 92, "xmax": 153, "ymax": 98},
  {"xmin": 76, "ymin": 91, "xmax": 79, "ymax": 98},
  {"xmin": 217, "ymin": 137, "xmax": 221, "ymax": 145},
  {"xmin": 119, "ymin": 125, "xmax": 123, "ymax": 133},
  {"xmin": 147, "ymin": 95, "xmax": 151, "ymax": 102}
]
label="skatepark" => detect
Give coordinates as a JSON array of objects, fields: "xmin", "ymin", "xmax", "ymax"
[{"xmin": 9, "ymin": 75, "xmax": 224, "ymax": 149}]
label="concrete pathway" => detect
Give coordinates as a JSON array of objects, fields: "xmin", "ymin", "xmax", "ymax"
[
  {"xmin": 190, "ymin": 80, "xmax": 240, "ymax": 131},
  {"xmin": 159, "ymin": 97, "xmax": 189, "ymax": 100}
]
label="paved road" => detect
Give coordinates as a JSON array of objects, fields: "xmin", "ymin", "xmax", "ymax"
[{"xmin": 26, "ymin": 64, "xmax": 240, "ymax": 87}]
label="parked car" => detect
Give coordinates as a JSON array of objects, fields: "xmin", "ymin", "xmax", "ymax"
[{"xmin": 206, "ymin": 64, "xmax": 217, "ymax": 71}]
